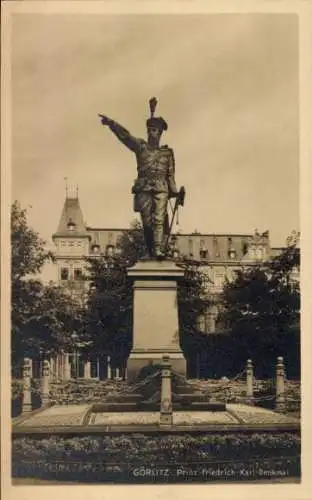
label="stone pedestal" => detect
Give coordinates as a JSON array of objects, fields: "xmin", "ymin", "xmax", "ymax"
[
  {"xmin": 84, "ymin": 361, "xmax": 91, "ymax": 379},
  {"xmin": 41, "ymin": 360, "xmax": 50, "ymax": 406},
  {"xmin": 275, "ymin": 356, "xmax": 286, "ymax": 412},
  {"xmin": 245, "ymin": 359, "xmax": 254, "ymax": 405},
  {"xmin": 127, "ymin": 260, "xmax": 186, "ymax": 382},
  {"xmin": 160, "ymin": 355, "xmax": 173, "ymax": 426},
  {"xmin": 63, "ymin": 354, "xmax": 71, "ymax": 380},
  {"xmin": 22, "ymin": 358, "xmax": 32, "ymax": 413}
]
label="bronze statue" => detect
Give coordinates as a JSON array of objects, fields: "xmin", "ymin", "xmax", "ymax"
[{"xmin": 99, "ymin": 98, "xmax": 185, "ymax": 259}]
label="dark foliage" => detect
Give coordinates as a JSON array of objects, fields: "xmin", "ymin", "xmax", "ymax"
[
  {"xmin": 218, "ymin": 239, "xmax": 300, "ymax": 378},
  {"xmin": 12, "ymin": 433, "xmax": 300, "ymax": 482}
]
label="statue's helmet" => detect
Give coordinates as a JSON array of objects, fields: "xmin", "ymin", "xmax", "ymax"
[
  {"xmin": 146, "ymin": 97, "xmax": 168, "ymax": 132},
  {"xmin": 146, "ymin": 116, "xmax": 168, "ymax": 132}
]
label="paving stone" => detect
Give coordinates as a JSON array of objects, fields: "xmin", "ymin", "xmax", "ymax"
[
  {"xmin": 89, "ymin": 412, "xmax": 159, "ymax": 426},
  {"xmin": 227, "ymin": 404, "xmax": 299, "ymax": 424},
  {"xmin": 173, "ymin": 411, "xmax": 238, "ymax": 425},
  {"xmin": 16, "ymin": 405, "xmax": 90, "ymax": 427}
]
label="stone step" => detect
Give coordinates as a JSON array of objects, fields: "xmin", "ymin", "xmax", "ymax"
[
  {"xmin": 188, "ymin": 402, "xmax": 226, "ymax": 411},
  {"xmin": 176, "ymin": 394, "xmax": 211, "ymax": 403},
  {"xmin": 137, "ymin": 401, "xmax": 227, "ymax": 411},
  {"xmin": 174, "ymin": 386, "xmax": 199, "ymax": 395},
  {"xmin": 91, "ymin": 402, "xmax": 140, "ymax": 412},
  {"xmin": 106, "ymin": 394, "xmax": 143, "ymax": 403}
]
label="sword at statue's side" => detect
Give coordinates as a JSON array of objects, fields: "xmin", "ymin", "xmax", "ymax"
[{"xmin": 163, "ymin": 186, "xmax": 185, "ymax": 256}]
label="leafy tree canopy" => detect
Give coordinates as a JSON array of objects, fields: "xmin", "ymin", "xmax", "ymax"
[{"xmin": 11, "ymin": 201, "xmax": 53, "ymax": 282}]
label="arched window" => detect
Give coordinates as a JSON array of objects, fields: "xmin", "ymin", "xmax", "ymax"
[{"xmin": 67, "ymin": 219, "xmax": 76, "ymax": 231}]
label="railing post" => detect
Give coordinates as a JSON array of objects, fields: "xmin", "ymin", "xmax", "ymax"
[
  {"xmin": 55, "ymin": 354, "xmax": 60, "ymax": 380},
  {"xmin": 160, "ymin": 354, "xmax": 173, "ymax": 426},
  {"xmin": 275, "ymin": 356, "xmax": 286, "ymax": 412},
  {"xmin": 41, "ymin": 359, "xmax": 50, "ymax": 406},
  {"xmin": 49, "ymin": 357, "xmax": 54, "ymax": 380},
  {"xmin": 246, "ymin": 359, "xmax": 254, "ymax": 405},
  {"xmin": 63, "ymin": 353, "xmax": 71, "ymax": 380},
  {"xmin": 107, "ymin": 356, "xmax": 112, "ymax": 380},
  {"xmin": 60, "ymin": 353, "xmax": 65, "ymax": 381},
  {"xmin": 84, "ymin": 361, "xmax": 91, "ymax": 379},
  {"xmin": 22, "ymin": 358, "xmax": 32, "ymax": 413}
]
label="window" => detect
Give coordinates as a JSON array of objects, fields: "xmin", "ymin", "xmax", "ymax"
[
  {"xmin": 200, "ymin": 249, "xmax": 208, "ymax": 259},
  {"xmin": 67, "ymin": 219, "xmax": 76, "ymax": 231},
  {"xmin": 242, "ymin": 242, "xmax": 248, "ymax": 255},
  {"xmin": 228, "ymin": 248, "xmax": 236, "ymax": 259},
  {"xmin": 74, "ymin": 268, "xmax": 83, "ymax": 280},
  {"xmin": 91, "ymin": 243, "xmax": 100, "ymax": 253},
  {"xmin": 228, "ymin": 238, "xmax": 236, "ymax": 259},
  {"xmin": 106, "ymin": 245, "xmax": 115, "ymax": 257},
  {"xmin": 61, "ymin": 268, "xmax": 69, "ymax": 280},
  {"xmin": 188, "ymin": 238, "xmax": 193, "ymax": 257}
]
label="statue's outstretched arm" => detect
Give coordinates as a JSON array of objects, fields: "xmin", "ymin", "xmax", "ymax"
[{"xmin": 99, "ymin": 114, "xmax": 142, "ymax": 153}]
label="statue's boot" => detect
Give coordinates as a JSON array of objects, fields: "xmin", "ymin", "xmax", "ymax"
[{"xmin": 154, "ymin": 224, "xmax": 165, "ymax": 260}]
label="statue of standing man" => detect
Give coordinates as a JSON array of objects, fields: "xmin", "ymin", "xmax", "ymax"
[{"xmin": 99, "ymin": 98, "xmax": 184, "ymax": 259}]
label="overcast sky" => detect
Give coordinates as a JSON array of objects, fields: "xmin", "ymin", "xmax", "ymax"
[{"xmin": 11, "ymin": 13, "xmax": 298, "ymax": 247}]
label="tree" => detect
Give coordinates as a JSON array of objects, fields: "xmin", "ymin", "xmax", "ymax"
[
  {"xmin": 11, "ymin": 201, "xmax": 52, "ymax": 283},
  {"xmin": 83, "ymin": 221, "xmax": 208, "ymax": 368},
  {"xmin": 12, "ymin": 281, "xmax": 84, "ymax": 362},
  {"xmin": 177, "ymin": 257, "xmax": 211, "ymax": 376},
  {"xmin": 82, "ymin": 254, "xmax": 132, "ymax": 365},
  {"xmin": 219, "ymin": 235, "xmax": 300, "ymax": 378},
  {"xmin": 11, "ymin": 201, "xmax": 82, "ymax": 366}
]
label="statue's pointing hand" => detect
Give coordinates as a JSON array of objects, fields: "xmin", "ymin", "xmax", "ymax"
[{"xmin": 98, "ymin": 114, "xmax": 112, "ymax": 126}]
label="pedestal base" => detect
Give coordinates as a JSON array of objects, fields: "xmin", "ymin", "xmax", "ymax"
[
  {"xmin": 127, "ymin": 260, "xmax": 187, "ymax": 383},
  {"xmin": 127, "ymin": 350, "xmax": 186, "ymax": 383}
]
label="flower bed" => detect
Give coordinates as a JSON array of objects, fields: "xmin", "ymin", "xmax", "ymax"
[{"xmin": 12, "ymin": 433, "xmax": 300, "ymax": 483}]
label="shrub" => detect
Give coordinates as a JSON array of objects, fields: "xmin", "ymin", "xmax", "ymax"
[{"xmin": 13, "ymin": 432, "xmax": 300, "ymax": 462}]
